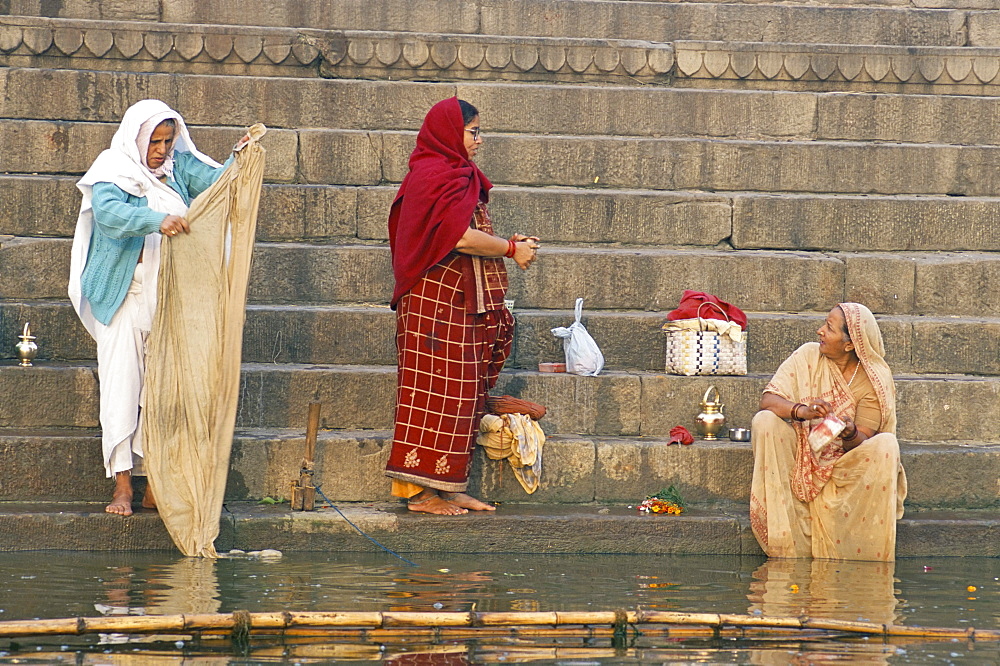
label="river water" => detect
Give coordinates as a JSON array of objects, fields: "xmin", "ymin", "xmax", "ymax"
[{"xmin": 0, "ymin": 552, "xmax": 997, "ymax": 664}]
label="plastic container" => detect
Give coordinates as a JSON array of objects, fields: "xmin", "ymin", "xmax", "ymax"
[{"xmin": 808, "ymin": 414, "xmax": 845, "ymax": 453}]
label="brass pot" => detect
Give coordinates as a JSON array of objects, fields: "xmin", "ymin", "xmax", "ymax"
[
  {"xmin": 15, "ymin": 322, "xmax": 37, "ymax": 367},
  {"xmin": 695, "ymin": 385, "xmax": 726, "ymax": 440}
]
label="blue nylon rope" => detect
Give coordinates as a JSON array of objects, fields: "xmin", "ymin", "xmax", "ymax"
[{"xmin": 313, "ymin": 485, "xmax": 418, "ymax": 567}]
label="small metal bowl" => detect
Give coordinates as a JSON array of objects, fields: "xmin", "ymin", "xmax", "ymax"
[{"xmin": 729, "ymin": 427, "xmax": 751, "ymax": 442}]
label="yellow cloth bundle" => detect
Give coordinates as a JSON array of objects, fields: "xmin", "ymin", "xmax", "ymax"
[{"xmin": 477, "ymin": 413, "xmax": 545, "ymax": 494}]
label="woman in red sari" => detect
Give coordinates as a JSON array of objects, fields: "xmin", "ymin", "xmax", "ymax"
[{"xmin": 385, "ymin": 97, "xmax": 540, "ymax": 515}]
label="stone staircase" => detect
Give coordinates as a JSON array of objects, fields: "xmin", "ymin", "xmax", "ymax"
[{"xmin": 0, "ymin": 1, "xmax": 998, "ymax": 554}]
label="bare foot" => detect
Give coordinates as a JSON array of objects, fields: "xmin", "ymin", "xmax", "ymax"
[
  {"xmin": 408, "ymin": 492, "xmax": 468, "ymax": 515},
  {"xmin": 141, "ymin": 481, "xmax": 157, "ymax": 511},
  {"xmin": 106, "ymin": 472, "xmax": 134, "ymax": 516},
  {"xmin": 441, "ymin": 492, "xmax": 496, "ymax": 511}
]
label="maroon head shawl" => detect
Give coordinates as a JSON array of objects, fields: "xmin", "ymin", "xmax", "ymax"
[{"xmin": 388, "ymin": 96, "xmax": 493, "ymax": 308}]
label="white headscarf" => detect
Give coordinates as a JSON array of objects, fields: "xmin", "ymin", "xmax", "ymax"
[
  {"xmin": 69, "ymin": 100, "xmax": 221, "ymax": 338},
  {"xmin": 136, "ymin": 109, "xmax": 182, "ymax": 177}
]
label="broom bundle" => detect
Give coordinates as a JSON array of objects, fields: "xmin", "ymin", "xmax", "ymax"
[{"xmin": 486, "ymin": 395, "xmax": 546, "ymax": 420}]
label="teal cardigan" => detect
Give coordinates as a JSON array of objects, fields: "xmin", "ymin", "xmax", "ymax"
[{"xmin": 81, "ymin": 151, "xmax": 231, "ymax": 325}]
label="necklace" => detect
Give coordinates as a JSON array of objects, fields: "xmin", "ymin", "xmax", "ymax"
[{"xmin": 847, "ymin": 360, "xmax": 860, "ymax": 387}]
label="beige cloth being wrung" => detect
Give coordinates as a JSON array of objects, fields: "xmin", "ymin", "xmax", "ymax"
[{"xmin": 142, "ymin": 124, "xmax": 267, "ymax": 557}]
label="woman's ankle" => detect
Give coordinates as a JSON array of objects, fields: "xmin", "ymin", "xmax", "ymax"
[{"xmin": 408, "ymin": 489, "xmax": 439, "ymax": 504}]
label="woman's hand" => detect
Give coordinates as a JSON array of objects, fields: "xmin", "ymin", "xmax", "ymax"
[
  {"xmin": 761, "ymin": 394, "xmax": 832, "ymax": 422},
  {"xmin": 801, "ymin": 399, "xmax": 833, "ymax": 420},
  {"xmin": 838, "ymin": 415, "xmax": 875, "ymax": 452},
  {"xmin": 839, "ymin": 415, "xmax": 857, "ymax": 439},
  {"xmin": 160, "ymin": 214, "xmax": 190, "ymax": 237},
  {"xmin": 455, "ymin": 230, "xmax": 539, "ymax": 268},
  {"xmin": 511, "ymin": 237, "xmax": 539, "ymax": 270}
]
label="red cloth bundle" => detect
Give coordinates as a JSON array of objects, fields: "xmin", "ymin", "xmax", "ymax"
[
  {"xmin": 669, "ymin": 426, "xmax": 694, "ymax": 446},
  {"xmin": 486, "ymin": 395, "xmax": 546, "ymax": 420},
  {"xmin": 666, "ymin": 290, "xmax": 747, "ymax": 329}
]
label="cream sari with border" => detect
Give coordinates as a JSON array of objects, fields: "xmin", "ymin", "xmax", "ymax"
[{"xmin": 750, "ymin": 303, "xmax": 907, "ymax": 561}]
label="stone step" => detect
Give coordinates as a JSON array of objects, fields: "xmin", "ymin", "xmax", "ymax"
[
  {"xmin": 467, "ymin": 3, "xmax": 967, "ymax": 49},
  {"xmin": 12, "ymin": 67, "xmax": 1000, "ymax": 147},
  {"xmin": 8, "ymin": 119, "xmax": 1000, "ymax": 196},
  {"xmin": 10, "ymin": 68, "xmax": 1000, "ymax": 146},
  {"xmin": 6, "ymin": 173, "xmax": 1000, "ymax": 254},
  {"xmin": 5, "ymin": 0, "xmax": 968, "ymax": 48},
  {"xmin": 1, "ymin": 364, "xmax": 998, "ymax": 443},
  {"xmin": 1, "ymin": 428, "xmax": 995, "ymax": 510},
  {"xmin": 622, "ymin": 0, "xmax": 993, "ymax": 7},
  {"xmin": 5, "ymin": 301, "xmax": 1000, "ymax": 378},
  {"xmin": 5, "ymin": 239, "xmax": 999, "ymax": 318},
  {"xmin": 656, "ymin": 0, "xmax": 994, "ymax": 8},
  {"xmin": 0, "ymin": 501, "xmax": 994, "ymax": 556},
  {"xmin": 0, "ymin": 176, "xmax": 735, "ymax": 248},
  {"xmin": 0, "ymin": 16, "xmax": 672, "ymax": 84}
]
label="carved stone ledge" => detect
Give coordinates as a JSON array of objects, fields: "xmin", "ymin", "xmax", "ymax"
[
  {"xmin": 675, "ymin": 41, "xmax": 1000, "ymax": 90},
  {"xmin": 0, "ymin": 16, "xmax": 673, "ymax": 84},
  {"xmin": 0, "ymin": 17, "xmax": 315, "ymax": 72},
  {"xmin": 315, "ymin": 32, "xmax": 673, "ymax": 83}
]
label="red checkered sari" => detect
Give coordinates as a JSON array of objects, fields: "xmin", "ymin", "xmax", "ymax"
[{"xmin": 386, "ymin": 203, "xmax": 513, "ymax": 491}]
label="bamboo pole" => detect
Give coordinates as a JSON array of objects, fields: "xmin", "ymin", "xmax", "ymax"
[
  {"xmin": 381, "ymin": 611, "xmax": 474, "ymax": 627},
  {"xmin": 0, "ymin": 610, "xmax": 997, "ymax": 641},
  {"xmin": 478, "ymin": 611, "xmax": 559, "ymax": 626}
]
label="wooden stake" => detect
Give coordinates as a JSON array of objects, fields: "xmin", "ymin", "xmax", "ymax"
[
  {"xmin": 290, "ymin": 402, "xmax": 321, "ymax": 511},
  {"xmin": 304, "ymin": 402, "xmax": 320, "ymax": 464}
]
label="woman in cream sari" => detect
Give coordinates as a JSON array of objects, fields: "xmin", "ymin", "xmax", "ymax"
[{"xmin": 750, "ymin": 302, "xmax": 907, "ymax": 561}]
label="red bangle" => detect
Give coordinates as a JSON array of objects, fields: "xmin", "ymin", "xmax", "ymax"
[{"xmin": 505, "ymin": 239, "xmax": 517, "ymax": 258}]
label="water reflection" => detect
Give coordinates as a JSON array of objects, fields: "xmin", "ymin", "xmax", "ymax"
[
  {"xmin": 384, "ymin": 647, "xmax": 470, "ymax": 666},
  {"xmin": 744, "ymin": 559, "xmax": 902, "ymax": 666},
  {"xmin": 148, "ymin": 558, "xmax": 221, "ymax": 615},
  {"xmin": 0, "ymin": 553, "xmax": 996, "ymax": 664},
  {"xmin": 384, "ymin": 569, "xmax": 497, "ymax": 612},
  {"xmin": 94, "ymin": 558, "xmax": 221, "ymax": 618},
  {"xmin": 748, "ymin": 558, "xmax": 900, "ymax": 624}
]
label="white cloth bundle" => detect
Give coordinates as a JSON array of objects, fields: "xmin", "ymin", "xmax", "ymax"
[{"xmin": 551, "ymin": 297, "xmax": 604, "ymax": 376}]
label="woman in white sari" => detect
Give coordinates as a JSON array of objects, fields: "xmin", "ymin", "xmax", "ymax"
[
  {"xmin": 68, "ymin": 100, "xmax": 239, "ymax": 516},
  {"xmin": 749, "ymin": 302, "xmax": 907, "ymax": 561}
]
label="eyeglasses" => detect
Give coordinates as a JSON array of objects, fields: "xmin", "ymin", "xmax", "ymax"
[{"xmin": 464, "ymin": 127, "xmax": 482, "ymax": 141}]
